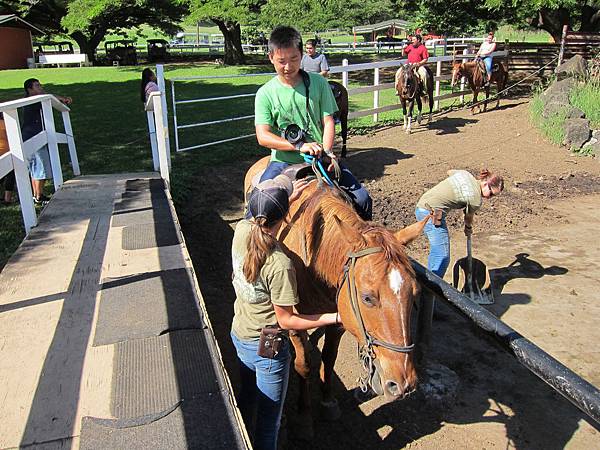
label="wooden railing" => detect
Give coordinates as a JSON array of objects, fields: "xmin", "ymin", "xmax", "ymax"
[
  {"xmin": 0, "ymin": 95, "xmax": 80, "ymax": 234},
  {"xmin": 145, "ymin": 91, "xmax": 170, "ymax": 186}
]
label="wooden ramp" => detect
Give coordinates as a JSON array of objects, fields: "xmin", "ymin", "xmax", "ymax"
[{"xmin": 0, "ymin": 173, "xmax": 249, "ymax": 449}]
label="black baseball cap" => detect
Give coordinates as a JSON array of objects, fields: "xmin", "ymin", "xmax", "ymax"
[{"xmin": 248, "ymin": 175, "xmax": 293, "ymax": 226}]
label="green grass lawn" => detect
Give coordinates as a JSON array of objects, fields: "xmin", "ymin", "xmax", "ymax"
[{"xmin": 0, "ymin": 59, "xmax": 488, "ymax": 269}]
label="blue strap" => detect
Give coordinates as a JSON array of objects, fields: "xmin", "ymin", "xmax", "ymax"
[{"xmin": 302, "ymin": 154, "xmax": 334, "ymax": 186}]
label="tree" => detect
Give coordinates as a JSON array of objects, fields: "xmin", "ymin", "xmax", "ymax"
[
  {"xmin": 0, "ymin": 0, "xmax": 188, "ymax": 61},
  {"xmin": 485, "ymin": 0, "xmax": 600, "ymax": 42},
  {"xmin": 188, "ymin": 0, "xmax": 265, "ymax": 65}
]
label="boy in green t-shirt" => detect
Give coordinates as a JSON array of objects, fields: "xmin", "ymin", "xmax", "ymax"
[{"xmin": 254, "ymin": 26, "xmax": 372, "ymax": 220}]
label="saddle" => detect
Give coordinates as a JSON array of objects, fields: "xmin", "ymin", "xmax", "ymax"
[
  {"xmin": 329, "ymin": 82, "xmax": 343, "ymax": 100},
  {"xmin": 249, "ymin": 163, "xmax": 317, "ymax": 191}
]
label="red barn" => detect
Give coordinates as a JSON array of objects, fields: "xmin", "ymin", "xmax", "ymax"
[{"xmin": 0, "ymin": 14, "xmax": 44, "ymax": 70}]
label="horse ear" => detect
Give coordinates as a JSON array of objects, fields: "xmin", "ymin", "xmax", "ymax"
[
  {"xmin": 333, "ymin": 215, "xmax": 365, "ymax": 245},
  {"xmin": 394, "ymin": 214, "xmax": 431, "ymax": 245}
]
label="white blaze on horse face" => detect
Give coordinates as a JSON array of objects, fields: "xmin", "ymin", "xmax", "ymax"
[{"xmin": 389, "ymin": 268, "xmax": 404, "ymax": 297}]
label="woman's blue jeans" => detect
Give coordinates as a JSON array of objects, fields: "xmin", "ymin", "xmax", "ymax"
[
  {"xmin": 260, "ymin": 160, "xmax": 373, "ymax": 220},
  {"xmin": 231, "ymin": 331, "xmax": 291, "ymax": 450},
  {"xmin": 415, "ymin": 207, "xmax": 450, "ymax": 278},
  {"xmin": 482, "ymin": 56, "xmax": 493, "ymax": 75}
]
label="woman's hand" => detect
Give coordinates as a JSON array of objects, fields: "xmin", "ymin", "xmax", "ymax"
[{"xmin": 289, "ymin": 179, "xmax": 310, "ymax": 204}]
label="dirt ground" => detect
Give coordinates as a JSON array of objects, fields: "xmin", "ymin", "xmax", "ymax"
[{"xmin": 178, "ymin": 96, "xmax": 600, "ymax": 449}]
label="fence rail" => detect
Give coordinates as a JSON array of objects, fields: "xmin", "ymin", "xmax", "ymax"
[{"xmin": 0, "ymin": 94, "xmax": 80, "ymax": 233}]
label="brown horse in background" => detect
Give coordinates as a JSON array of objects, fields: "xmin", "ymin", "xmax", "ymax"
[
  {"xmin": 394, "ymin": 64, "xmax": 434, "ymax": 134},
  {"xmin": 244, "ymin": 156, "xmax": 429, "ymax": 436},
  {"xmin": 329, "ymin": 80, "xmax": 349, "ymax": 158},
  {"xmin": 451, "ymin": 58, "xmax": 509, "ymax": 114}
]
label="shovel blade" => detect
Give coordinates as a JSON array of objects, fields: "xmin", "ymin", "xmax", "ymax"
[{"xmin": 452, "ymin": 256, "xmax": 495, "ymax": 304}]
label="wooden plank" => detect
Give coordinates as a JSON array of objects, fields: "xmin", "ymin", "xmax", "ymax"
[
  {"xmin": 348, "ymin": 103, "xmax": 402, "ymax": 119},
  {"xmin": 434, "ymin": 90, "xmax": 471, "ymax": 101},
  {"xmin": 348, "ymin": 82, "xmax": 395, "ymax": 95}
]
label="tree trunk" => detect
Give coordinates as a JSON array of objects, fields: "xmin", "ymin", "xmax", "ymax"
[
  {"xmin": 70, "ymin": 30, "xmax": 105, "ymax": 63},
  {"xmin": 213, "ymin": 19, "xmax": 246, "ymax": 65},
  {"xmin": 536, "ymin": 8, "xmax": 571, "ymax": 43}
]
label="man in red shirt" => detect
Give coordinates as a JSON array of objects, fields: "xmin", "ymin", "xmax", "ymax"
[{"xmin": 403, "ymin": 34, "xmax": 431, "ymax": 93}]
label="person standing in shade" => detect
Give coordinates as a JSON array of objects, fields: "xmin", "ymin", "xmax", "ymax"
[
  {"xmin": 140, "ymin": 68, "xmax": 159, "ymax": 103},
  {"xmin": 231, "ymin": 175, "xmax": 338, "ymax": 450},
  {"xmin": 414, "ymin": 169, "xmax": 504, "ymax": 278},
  {"xmin": 300, "ymin": 39, "xmax": 329, "ymax": 77},
  {"xmin": 22, "ymin": 79, "xmax": 72, "ymax": 205}
]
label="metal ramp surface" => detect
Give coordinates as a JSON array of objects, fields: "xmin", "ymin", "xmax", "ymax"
[{"xmin": 0, "ymin": 173, "xmax": 249, "ymax": 450}]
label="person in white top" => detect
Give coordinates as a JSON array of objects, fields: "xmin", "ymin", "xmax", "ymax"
[
  {"xmin": 140, "ymin": 68, "xmax": 159, "ymax": 103},
  {"xmin": 476, "ymin": 31, "xmax": 497, "ymax": 85}
]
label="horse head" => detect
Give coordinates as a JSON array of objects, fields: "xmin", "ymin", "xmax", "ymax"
[
  {"xmin": 395, "ymin": 64, "xmax": 418, "ymax": 99},
  {"xmin": 451, "ymin": 61, "xmax": 464, "ymax": 87},
  {"xmin": 331, "ymin": 216, "xmax": 427, "ymax": 400}
]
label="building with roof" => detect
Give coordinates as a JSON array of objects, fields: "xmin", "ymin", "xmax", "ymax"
[
  {"xmin": 0, "ymin": 14, "xmax": 44, "ymax": 69},
  {"xmin": 352, "ymin": 19, "xmax": 410, "ymax": 43}
]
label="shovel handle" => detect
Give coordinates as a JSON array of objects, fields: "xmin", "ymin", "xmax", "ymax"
[{"xmin": 466, "ymin": 236, "xmax": 474, "ymax": 300}]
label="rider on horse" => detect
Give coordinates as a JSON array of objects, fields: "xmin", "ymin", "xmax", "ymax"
[
  {"xmin": 254, "ymin": 26, "xmax": 372, "ymax": 220},
  {"xmin": 403, "ymin": 34, "xmax": 431, "ymax": 95},
  {"xmin": 476, "ymin": 31, "xmax": 497, "ymax": 86}
]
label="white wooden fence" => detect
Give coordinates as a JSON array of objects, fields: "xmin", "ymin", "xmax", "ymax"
[
  {"xmin": 145, "ymin": 91, "xmax": 171, "ymax": 186},
  {"xmin": 0, "ymin": 95, "xmax": 80, "ymax": 234},
  {"xmin": 159, "ymin": 49, "xmax": 508, "ymax": 154}
]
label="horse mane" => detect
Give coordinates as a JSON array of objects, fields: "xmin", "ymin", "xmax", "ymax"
[{"xmin": 297, "ymin": 185, "xmax": 414, "ymax": 286}]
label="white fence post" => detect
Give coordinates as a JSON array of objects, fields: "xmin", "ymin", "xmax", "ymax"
[
  {"xmin": 3, "ymin": 109, "xmax": 37, "ymax": 233},
  {"xmin": 434, "ymin": 60, "xmax": 442, "ymax": 111},
  {"xmin": 155, "ymin": 64, "xmax": 171, "ymax": 169},
  {"xmin": 373, "ymin": 67, "xmax": 380, "ymax": 122},
  {"xmin": 342, "ymin": 59, "xmax": 349, "ymax": 88},
  {"xmin": 146, "ymin": 110, "xmax": 160, "ymax": 171},
  {"xmin": 152, "ymin": 94, "xmax": 171, "ymax": 186},
  {"xmin": 460, "ymin": 48, "xmax": 468, "ymax": 104},
  {"xmin": 41, "ymin": 99, "xmax": 63, "ymax": 189},
  {"xmin": 61, "ymin": 110, "xmax": 80, "ymax": 176}
]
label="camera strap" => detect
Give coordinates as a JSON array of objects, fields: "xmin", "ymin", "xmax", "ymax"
[{"xmin": 299, "ymin": 69, "xmax": 311, "ymax": 132}]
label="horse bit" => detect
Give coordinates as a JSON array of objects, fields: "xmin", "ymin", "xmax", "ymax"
[{"xmin": 337, "ymin": 247, "xmax": 415, "ymax": 393}]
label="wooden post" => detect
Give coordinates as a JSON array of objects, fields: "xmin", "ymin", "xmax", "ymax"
[
  {"xmin": 146, "ymin": 110, "xmax": 160, "ymax": 171},
  {"xmin": 373, "ymin": 67, "xmax": 379, "ymax": 122},
  {"xmin": 61, "ymin": 110, "xmax": 80, "ymax": 176},
  {"xmin": 556, "ymin": 24, "xmax": 569, "ymax": 72},
  {"xmin": 434, "ymin": 60, "xmax": 442, "ymax": 111},
  {"xmin": 342, "ymin": 59, "xmax": 349, "ymax": 88},
  {"xmin": 41, "ymin": 98, "xmax": 63, "ymax": 189},
  {"xmin": 460, "ymin": 48, "xmax": 468, "ymax": 104},
  {"xmin": 152, "ymin": 93, "xmax": 170, "ymax": 187},
  {"xmin": 155, "ymin": 64, "xmax": 171, "ymax": 166},
  {"xmin": 3, "ymin": 109, "xmax": 37, "ymax": 233}
]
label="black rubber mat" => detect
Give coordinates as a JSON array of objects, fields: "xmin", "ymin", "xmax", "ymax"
[
  {"xmin": 94, "ymin": 269, "xmax": 202, "ymax": 346},
  {"xmin": 111, "ymin": 206, "xmax": 174, "ymax": 228},
  {"xmin": 111, "ymin": 330, "xmax": 219, "ymax": 419},
  {"xmin": 80, "ymin": 396, "xmax": 246, "ymax": 450},
  {"xmin": 125, "ymin": 178, "xmax": 164, "ymax": 192},
  {"xmin": 114, "ymin": 188, "xmax": 170, "ymax": 211},
  {"xmin": 121, "ymin": 221, "xmax": 181, "ymax": 250}
]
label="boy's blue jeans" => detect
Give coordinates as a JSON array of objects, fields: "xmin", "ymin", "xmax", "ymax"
[
  {"xmin": 415, "ymin": 207, "xmax": 450, "ymax": 278},
  {"xmin": 260, "ymin": 160, "xmax": 373, "ymax": 221},
  {"xmin": 231, "ymin": 331, "xmax": 291, "ymax": 450}
]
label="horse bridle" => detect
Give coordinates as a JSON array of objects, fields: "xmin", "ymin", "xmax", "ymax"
[
  {"xmin": 337, "ymin": 246, "xmax": 415, "ymax": 393},
  {"xmin": 401, "ymin": 65, "xmax": 419, "ymax": 100}
]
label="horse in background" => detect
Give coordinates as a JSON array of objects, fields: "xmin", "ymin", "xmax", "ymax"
[
  {"xmin": 394, "ymin": 64, "xmax": 434, "ymax": 134},
  {"xmin": 244, "ymin": 156, "xmax": 430, "ymax": 436},
  {"xmin": 329, "ymin": 80, "xmax": 349, "ymax": 158},
  {"xmin": 451, "ymin": 57, "xmax": 509, "ymax": 114}
]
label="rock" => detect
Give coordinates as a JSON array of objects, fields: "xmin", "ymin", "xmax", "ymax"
[
  {"xmin": 556, "ymin": 54, "xmax": 588, "ymax": 80},
  {"xmin": 583, "ymin": 140, "xmax": 600, "ymax": 157},
  {"xmin": 593, "ymin": 129, "xmax": 600, "ymax": 140},
  {"xmin": 567, "ymin": 107, "xmax": 585, "ymax": 119},
  {"xmin": 542, "ymin": 101, "xmax": 565, "ymax": 118},
  {"xmin": 563, "ymin": 118, "xmax": 591, "ymax": 150},
  {"xmin": 540, "ymin": 78, "xmax": 576, "ymax": 105}
]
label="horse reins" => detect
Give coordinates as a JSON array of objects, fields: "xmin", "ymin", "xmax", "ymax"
[{"xmin": 336, "ymin": 246, "xmax": 415, "ymax": 393}]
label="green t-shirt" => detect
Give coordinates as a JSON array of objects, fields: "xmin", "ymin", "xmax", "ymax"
[
  {"xmin": 231, "ymin": 220, "xmax": 299, "ymax": 340},
  {"xmin": 254, "ymin": 72, "xmax": 338, "ymax": 164},
  {"xmin": 416, "ymin": 170, "xmax": 482, "ymax": 214}
]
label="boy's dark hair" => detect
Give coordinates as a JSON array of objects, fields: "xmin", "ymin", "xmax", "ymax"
[
  {"xmin": 305, "ymin": 39, "xmax": 317, "ymax": 47},
  {"xmin": 140, "ymin": 68, "xmax": 154, "ymax": 103},
  {"xmin": 24, "ymin": 78, "xmax": 39, "ymax": 96},
  {"xmin": 268, "ymin": 26, "xmax": 303, "ymax": 54},
  {"xmin": 414, "ymin": 34, "xmax": 423, "ymax": 43}
]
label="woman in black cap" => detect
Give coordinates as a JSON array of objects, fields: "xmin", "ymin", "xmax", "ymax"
[{"xmin": 231, "ymin": 175, "xmax": 338, "ymax": 450}]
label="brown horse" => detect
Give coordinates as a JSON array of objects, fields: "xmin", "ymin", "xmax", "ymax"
[
  {"xmin": 244, "ymin": 156, "xmax": 429, "ymax": 435},
  {"xmin": 451, "ymin": 58, "xmax": 509, "ymax": 114},
  {"xmin": 394, "ymin": 64, "xmax": 434, "ymax": 134},
  {"xmin": 329, "ymin": 80, "xmax": 349, "ymax": 158}
]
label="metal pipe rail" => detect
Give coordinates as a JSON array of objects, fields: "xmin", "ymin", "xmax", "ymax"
[{"xmin": 411, "ymin": 259, "xmax": 600, "ymax": 425}]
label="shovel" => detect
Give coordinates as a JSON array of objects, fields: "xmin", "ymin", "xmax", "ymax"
[{"xmin": 452, "ymin": 235, "xmax": 495, "ymax": 305}]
